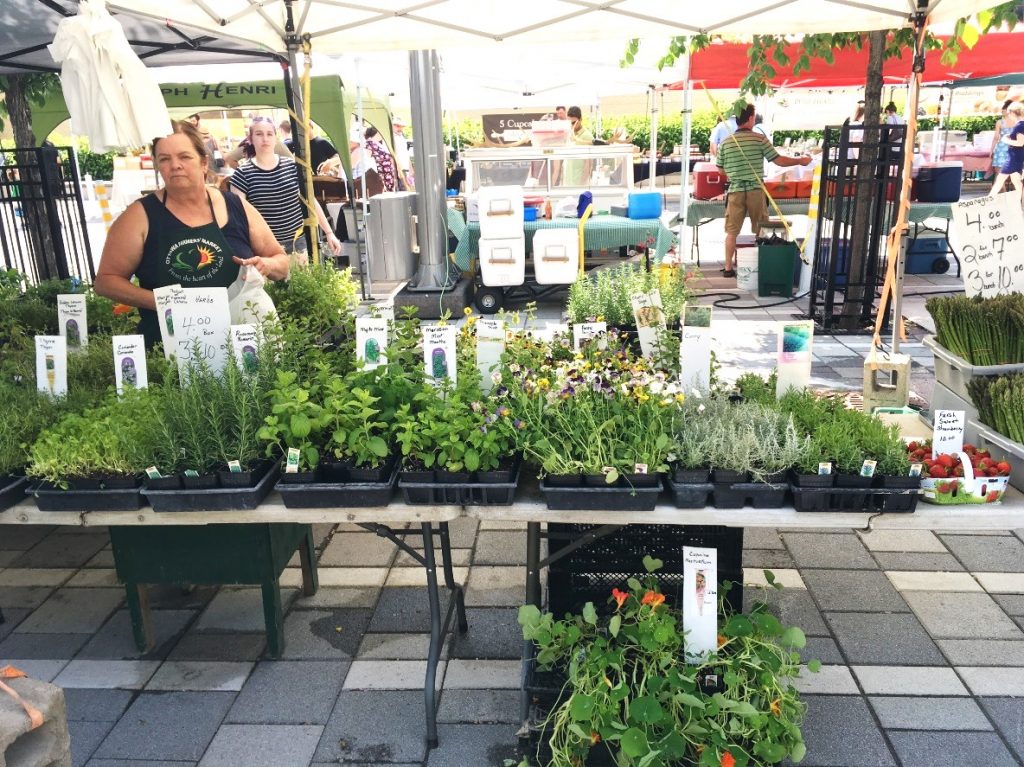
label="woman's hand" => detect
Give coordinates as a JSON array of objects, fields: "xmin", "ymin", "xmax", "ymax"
[
  {"xmin": 326, "ymin": 233, "xmax": 342, "ymax": 256},
  {"xmin": 233, "ymin": 254, "xmax": 271, "ymax": 278}
]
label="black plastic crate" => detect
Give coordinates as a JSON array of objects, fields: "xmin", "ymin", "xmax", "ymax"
[
  {"xmin": 30, "ymin": 482, "xmax": 144, "ymax": 512},
  {"xmin": 711, "ymin": 480, "xmax": 789, "ymax": 509},
  {"xmin": 665, "ymin": 478, "xmax": 712, "ymax": 508},
  {"xmin": 546, "ymin": 524, "xmax": 744, "ymax": 618},
  {"xmin": 143, "ymin": 460, "xmax": 279, "ymax": 512},
  {"xmin": 0, "ymin": 476, "xmax": 28, "ymax": 512},
  {"xmin": 792, "ymin": 483, "xmax": 920, "ymax": 513},
  {"xmin": 276, "ymin": 465, "xmax": 398, "ymax": 508},
  {"xmin": 399, "ymin": 459, "xmax": 520, "ymax": 506},
  {"xmin": 539, "ymin": 479, "xmax": 662, "ymax": 510}
]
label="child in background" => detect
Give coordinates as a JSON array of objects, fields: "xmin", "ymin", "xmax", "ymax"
[{"xmin": 991, "ymin": 102, "xmax": 1024, "ymax": 201}]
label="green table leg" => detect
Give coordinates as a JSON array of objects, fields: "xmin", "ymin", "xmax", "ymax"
[
  {"xmin": 125, "ymin": 583, "xmax": 154, "ymax": 653},
  {"xmin": 262, "ymin": 576, "xmax": 284, "ymax": 658},
  {"xmin": 299, "ymin": 526, "xmax": 319, "ymax": 597}
]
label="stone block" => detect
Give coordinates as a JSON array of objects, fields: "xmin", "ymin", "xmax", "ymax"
[{"xmin": 0, "ymin": 676, "xmax": 71, "ymax": 767}]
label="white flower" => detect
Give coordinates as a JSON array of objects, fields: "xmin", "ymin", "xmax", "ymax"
[
  {"xmin": 490, "ymin": 371, "xmax": 502, "ymax": 385},
  {"xmin": 697, "ymin": 403, "xmax": 706, "ymax": 414}
]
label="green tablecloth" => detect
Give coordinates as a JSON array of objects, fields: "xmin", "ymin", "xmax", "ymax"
[
  {"xmin": 682, "ymin": 198, "xmax": 954, "ymax": 227},
  {"xmin": 448, "ymin": 208, "xmax": 676, "ymax": 271}
]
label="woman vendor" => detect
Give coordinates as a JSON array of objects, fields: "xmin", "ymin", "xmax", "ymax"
[{"xmin": 95, "ymin": 121, "xmax": 291, "ymax": 348}]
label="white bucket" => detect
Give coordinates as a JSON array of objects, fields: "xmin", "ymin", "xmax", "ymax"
[{"xmin": 736, "ymin": 248, "xmax": 758, "ymax": 292}]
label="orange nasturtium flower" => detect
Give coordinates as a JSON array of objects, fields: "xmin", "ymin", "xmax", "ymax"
[
  {"xmin": 640, "ymin": 591, "xmax": 665, "ymax": 608},
  {"xmin": 721, "ymin": 752, "xmax": 736, "ymax": 767},
  {"xmin": 611, "ymin": 588, "xmax": 629, "ymax": 610},
  {"xmin": 112, "ymin": 303, "xmax": 134, "ymax": 316},
  {"xmin": 718, "ymin": 633, "xmax": 729, "ymax": 648},
  {"xmin": 590, "ymin": 731, "xmax": 601, "ymax": 745},
  {"xmin": 770, "ymin": 698, "xmax": 782, "ymax": 717}
]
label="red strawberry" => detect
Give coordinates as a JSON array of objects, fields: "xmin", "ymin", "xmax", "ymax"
[
  {"xmin": 987, "ymin": 490, "xmax": 1001, "ymax": 502},
  {"xmin": 963, "ymin": 443, "xmax": 976, "ymax": 454},
  {"xmin": 936, "ymin": 481, "xmax": 953, "ymax": 494},
  {"xmin": 937, "ymin": 454, "xmax": 955, "ymax": 469},
  {"xmin": 954, "ymin": 465, "xmax": 964, "ymax": 477},
  {"xmin": 988, "ymin": 467, "xmax": 1001, "ymax": 477},
  {"xmin": 996, "ymin": 461, "xmax": 1012, "ymax": 475},
  {"xmin": 908, "ymin": 441, "xmax": 920, "ymax": 452},
  {"xmin": 929, "ymin": 465, "xmax": 949, "ymax": 478}
]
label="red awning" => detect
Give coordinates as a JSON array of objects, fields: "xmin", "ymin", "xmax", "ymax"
[{"xmin": 664, "ymin": 33, "xmax": 1023, "ymax": 90}]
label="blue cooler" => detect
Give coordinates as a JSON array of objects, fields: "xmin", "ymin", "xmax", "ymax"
[
  {"xmin": 816, "ymin": 239, "xmax": 850, "ymax": 286},
  {"xmin": 627, "ymin": 192, "xmax": 662, "ymax": 219},
  {"xmin": 914, "ymin": 161, "xmax": 962, "ymax": 202},
  {"xmin": 905, "ymin": 236, "xmax": 950, "ymax": 274}
]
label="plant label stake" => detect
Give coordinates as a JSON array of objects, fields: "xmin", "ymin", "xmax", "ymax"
[
  {"xmin": 230, "ymin": 325, "xmax": 260, "ymax": 373},
  {"xmin": 356, "ymin": 318, "xmax": 389, "ymax": 370},
  {"xmin": 476, "ymin": 319, "xmax": 505, "ymax": 392},
  {"xmin": 34, "ymin": 335, "xmax": 67, "ymax": 397},
  {"xmin": 573, "ymin": 321, "xmax": 607, "ymax": 351},
  {"xmin": 153, "ymin": 284, "xmax": 184, "ymax": 361},
  {"xmin": 630, "ymin": 290, "xmax": 666, "ymax": 359},
  {"xmin": 932, "ymin": 410, "xmax": 966, "ymax": 457},
  {"xmin": 423, "ymin": 324, "xmax": 457, "ymax": 385},
  {"xmin": 682, "ymin": 546, "xmax": 718, "ymax": 662},
  {"xmin": 680, "ymin": 304, "xmax": 712, "ymax": 393},
  {"xmin": 112, "ymin": 335, "xmax": 147, "ymax": 394},
  {"xmin": 57, "ymin": 294, "xmax": 88, "ymax": 349},
  {"xmin": 776, "ymin": 320, "xmax": 814, "ymax": 398}
]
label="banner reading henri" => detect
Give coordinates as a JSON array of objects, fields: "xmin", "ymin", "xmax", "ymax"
[{"xmin": 480, "ymin": 113, "xmax": 547, "ymax": 147}]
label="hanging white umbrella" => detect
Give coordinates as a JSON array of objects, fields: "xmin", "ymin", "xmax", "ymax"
[{"xmin": 47, "ymin": 0, "xmax": 171, "ymax": 152}]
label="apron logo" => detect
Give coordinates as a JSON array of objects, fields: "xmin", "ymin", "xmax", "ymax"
[{"xmin": 166, "ymin": 238, "xmax": 225, "ymax": 282}]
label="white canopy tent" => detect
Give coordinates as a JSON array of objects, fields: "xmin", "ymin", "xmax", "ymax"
[{"xmin": 97, "ymin": 0, "xmax": 995, "ymax": 320}]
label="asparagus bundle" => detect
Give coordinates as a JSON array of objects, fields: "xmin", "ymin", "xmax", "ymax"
[
  {"xmin": 926, "ymin": 294, "xmax": 1024, "ymax": 366},
  {"xmin": 968, "ymin": 373, "xmax": 1024, "ymax": 444}
]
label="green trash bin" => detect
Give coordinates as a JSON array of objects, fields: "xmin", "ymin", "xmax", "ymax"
[{"xmin": 757, "ymin": 241, "xmax": 799, "ymax": 298}]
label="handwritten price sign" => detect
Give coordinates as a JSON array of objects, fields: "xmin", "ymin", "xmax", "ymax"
[{"xmin": 951, "ymin": 191, "xmax": 1024, "ymax": 298}]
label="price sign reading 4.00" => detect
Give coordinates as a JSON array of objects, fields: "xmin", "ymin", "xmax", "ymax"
[{"xmin": 951, "ymin": 191, "xmax": 1024, "ymax": 298}]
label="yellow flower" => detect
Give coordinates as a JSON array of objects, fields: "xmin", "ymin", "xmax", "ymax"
[
  {"xmin": 770, "ymin": 698, "xmax": 782, "ymax": 717},
  {"xmin": 675, "ymin": 393, "xmax": 686, "ymax": 404},
  {"xmin": 463, "ymin": 307, "xmax": 473, "ymax": 316},
  {"xmin": 537, "ymin": 378, "xmax": 550, "ymax": 391}
]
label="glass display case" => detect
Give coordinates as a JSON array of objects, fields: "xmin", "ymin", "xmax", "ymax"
[{"xmin": 462, "ymin": 145, "xmax": 636, "ymax": 209}]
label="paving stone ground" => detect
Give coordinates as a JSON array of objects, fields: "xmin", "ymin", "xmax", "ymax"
[{"xmin": 3, "ymin": 273, "xmax": 1024, "ymax": 766}]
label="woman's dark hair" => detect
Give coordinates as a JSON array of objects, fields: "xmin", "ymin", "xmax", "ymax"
[
  {"xmin": 365, "ymin": 126, "xmax": 379, "ymax": 140},
  {"xmin": 567, "ymin": 106, "xmax": 583, "ymax": 120},
  {"xmin": 1004, "ymin": 99, "xmax": 1014, "ymax": 111},
  {"xmin": 152, "ymin": 120, "xmax": 207, "ymax": 160},
  {"xmin": 885, "ymin": 102, "xmax": 897, "ymax": 113}
]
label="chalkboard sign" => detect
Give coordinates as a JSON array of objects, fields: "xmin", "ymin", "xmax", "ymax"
[{"xmin": 951, "ymin": 191, "xmax": 1024, "ymax": 298}]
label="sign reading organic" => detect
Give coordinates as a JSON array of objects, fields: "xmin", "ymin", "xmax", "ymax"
[
  {"xmin": 951, "ymin": 191, "xmax": 1024, "ymax": 298},
  {"xmin": 476, "ymin": 318, "xmax": 505, "ymax": 392},
  {"xmin": 481, "ymin": 112, "xmax": 547, "ymax": 146},
  {"xmin": 35, "ymin": 335, "xmax": 67, "ymax": 397},
  {"xmin": 57, "ymin": 294, "xmax": 88, "ymax": 349},
  {"xmin": 356, "ymin": 317, "xmax": 389, "ymax": 370},
  {"xmin": 423, "ymin": 324, "xmax": 457, "ymax": 385},
  {"xmin": 113, "ymin": 335, "xmax": 147, "ymax": 394},
  {"xmin": 683, "ymin": 546, "xmax": 718, "ymax": 661}
]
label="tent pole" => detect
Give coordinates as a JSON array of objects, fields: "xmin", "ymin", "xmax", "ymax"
[
  {"xmin": 648, "ymin": 85, "xmax": 658, "ymax": 190},
  {"xmin": 678, "ymin": 41, "xmax": 693, "ymax": 263}
]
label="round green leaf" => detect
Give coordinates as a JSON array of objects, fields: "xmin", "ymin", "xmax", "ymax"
[
  {"xmin": 290, "ymin": 413, "xmax": 311, "ymax": 438},
  {"xmin": 629, "ymin": 695, "xmax": 664, "ymax": 724},
  {"xmin": 724, "ymin": 615, "xmax": 754, "ymax": 637},
  {"xmin": 367, "ymin": 436, "xmax": 389, "ymax": 457},
  {"xmin": 780, "ymin": 626, "xmax": 807, "ymax": 649},
  {"xmin": 620, "ymin": 727, "xmax": 650, "ymax": 758},
  {"xmin": 569, "ymin": 694, "xmax": 596, "ymax": 721}
]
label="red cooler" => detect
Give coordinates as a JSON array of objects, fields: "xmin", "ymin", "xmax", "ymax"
[{"xmin": 693, "ymin": 162, "xmax": 727, "ymax": 199}]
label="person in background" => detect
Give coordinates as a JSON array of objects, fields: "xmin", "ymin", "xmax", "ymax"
[
  {"xmin": 225, "ymin": 115, "xmax": 291, "ymax": 169},
  {"xmin": 717, "ymin": 103, "xmax": 812, "ymax": 279},
  {"xmin": 230, "ymin": 116, "xmax": 341, "ymax": 264},
  {"xmin": 884, "ymin": 102, "xmax": 905, "ymax": 126},
  {"xmin": 188, "ymin": 113, "xmax": 223, "ymax": 172},
  {"xmin": 278, "ymin": 119, "xmax": 339, "ymax": 175},
  {"xmin": 990, "ymin": 99, "xmax": 1013, "ymax": 180},
  {"xmin": 709, "ymin": 113, "xmax": 738, "ymax": 158},
  {"xmin": 364, "ymin": 126, "xmax": 398, "ymax": 192},
  {"xmin": 555, "ymin": 105, "xmax": 567, "ymax": 121},
  {"xmin": 990, "ymin": 101, "xmax": 1024, "ymax": 199},
  {"xmin": 392, "ymin": 117, "xmax": 414, "ymax": 190},
  {"xmin": 95, "ymin": 120, "xmax": 290, "ymax": 348},
  {"xmin": 567, "ymin": 106, "xmax": 593, "ymax": 145},
  {"xmin": 562, "ymin": 106, "xmax": 595, "ymax": 187}
]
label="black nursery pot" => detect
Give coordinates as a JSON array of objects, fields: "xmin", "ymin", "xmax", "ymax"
[
  {"xmin": 181, "ymin": 473, "xmax": 220, "ymax": 490},
  {"xmin": 620, "ymin": 472, "xmax": 661, "ymax": 489},
  {"xmin": 583, "ymin": 473, "xmax": 614, "ymax": 487},
  {"xmin": 348, "ymin": 455, "xmax": 398, "ymax": 484},
  {"xmin": 64, "ymin": 476, "xmax": 103, "ymax": 491},
  {"xmin": 545, "ymin": 474, "xmax": 582, "ymax": 488},
  {"xmin": 217, "ymin": 459, "xmax": 274, "ymax": 489},
  {"xmin": 317, "ymin": 460, "xmax": 351, "ymax": 484},
  {"xmin": 279, "ymin": 469, "xmax": 318, "ymax": 485},
  {"xmin": 435, "ymin": 470, "xmax": 472, "ymax": 484},
  {"xmin": 146, "ymin": 474, "xmax": 182, "ymax": 491},
  {"xmin": 98, "ymin": 475, "xmax": 143, "ymax": 490},
  {"xmin": 476, "ymin": 456, "xmax": 517, "ymax": 484},
  {"xmin": 712, "ymin": 469, "xmax": 750, "ymax": 485},
  {"xmin": 832, "ymin": 473, "xmax": 873, "ymax": 511},
  {"xmin": 400, "ymin": 469, "xmax": 435, "ymax": 484},
  {"xmin": 673, "ymin": 467, "xmax": 711, "ymax": 484}
]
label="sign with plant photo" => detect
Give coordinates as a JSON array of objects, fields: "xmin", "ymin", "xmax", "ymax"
[
  {"xmin": 153, "ymin": 284, "xmax": 183, "ymax": 360},
  {"xmin": 230, "ymin": 325, "xmax": 260, "ymax": 373},
  {"xmin": 171, "ymin": 288, "xmax": 233, "ymax": 376},
  {"xmin": 537, "ymin": 321, "xmax": 570, "ymax": 344},
  {"xmin": 776, "ymin": 320, "xmax": 814, "ymax": 398},
  {"xmin": 57, "ymin": 294, "xmax": 88, "ymax": 349},
  {"xmin": 476, "ymin": 318, "xmax": 505, "ymax": 392},
  {"xmin": 35, "ymin": 335, "xmax": 67, "ymax": 396},
  {"xmin": 683, "ymin": 546, "xmax": 718, "ymax": 661},
  {"xmin": 630, "ymin": 290, "xmax": 666, "ymax": 358},
  {"xmin": 573, "ymin": 321, "xmax": 607, "ymax": 351},
  {"xmin": 356, "ymin": 317, "xmax": 389, "ymax": 370},
  {"xmin": 113, "ymin": 335, "xmax": 147, "ymax": 394},
  {"xmin": 423, "ymin": 324, "xmax": 457, "ymax": 385},
  {"xmin": 679, "ymin": 304, "xmax": 712, "ymax": 392}
]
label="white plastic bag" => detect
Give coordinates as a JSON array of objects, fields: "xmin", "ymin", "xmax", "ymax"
[{"xmin": 227, "ymin": 265, "xmax": 277, "ymax": 326}]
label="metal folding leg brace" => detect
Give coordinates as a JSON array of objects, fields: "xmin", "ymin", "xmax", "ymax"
[{"xmin": 360, "ymin": 521, "xmax": 468, "ymax": 749}]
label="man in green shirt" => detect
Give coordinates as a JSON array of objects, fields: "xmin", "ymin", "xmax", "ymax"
[{"xmin": 716, "ymin": 103, "xmax": 811, "ymax": 277}]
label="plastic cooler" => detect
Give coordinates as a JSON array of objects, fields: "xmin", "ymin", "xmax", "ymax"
[
  {"xmin": 477, "ymin": 185, "xmax": 524, "ymax": 239},
  {"xmin": 735, "ymin": 234, "xmax": 758, "ymax": 291},
  {"xmin": 914, "ymin": 161, "xmax": 963, "ymax": 202},
  {"xmin": 758, "ymin": 241, "xmax": 800, "ymax": 297},
  {"xmin": 479, "ymin": 236, "xmax": 526, "ymax": 287},
  {"xmin": 905, "ymin": 236, "xmax": 950, "ymax": 274},
  {"xmin": 693, "ymin": 162, "xmax": 727, "ymax": 199},
  {"xmin": 627, "ymin": 192, "xmax": 662, "ymax": 219},
  {"xmin": 532, "ymin": 228, "xmax": 579, "ymax": 284}
]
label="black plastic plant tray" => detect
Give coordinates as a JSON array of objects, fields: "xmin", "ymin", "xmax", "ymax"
[
  {"xmin": 0, "ymin": 476, "xmax": 28, "ymax": 512},
  {"xmin": 664, "ymin": 478, "xmax": 713, "ymax": 508},
  {"xmin": 711, "ymin": 481, "xmax": 789, "ymax": 509},
  {"xmin": 399, "ymin": 459, "xmax": 521, "ymax": 506},
  {"xmin": 30, "ymin": 483, "xmax": 144, "ymax": 512},
  {"xmin": 276, "ymin": 465, "xmax": 398, "ymax": 508},
  {"xmin": 791, "ymin": 485, "xmax": 920, "ymax": 513},
  {"xmin": 538, "ymin": 479, "xmax": 661, "ymax": 511},
  {"xmin": 143, "ymin": 459, "xmax": 279, "ymax": 512}
]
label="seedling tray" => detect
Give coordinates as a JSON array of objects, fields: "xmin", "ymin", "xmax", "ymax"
[
  {"xmin": 400, "ymin": 459, "xmax": 521, "ymax": 506},
  {"xmin": 0, "ymin": 476, "xmax": 28, "ymax": 512},
  {"xmin": 665, "ymin": 478, "xmax": 713, "ymax": 508},
  {"xmin": 791, "ymin": 485, "xmax": 920, "ymax": 513},
  {"xmin": 30, "ymin": 482, "xmax": 144, "ymax": 512},
  {"xmin": 538, "ymin": 478, "xmax": 661, "ymax": 511},
  {"xmin": 276, "ymin": 465, "xmax": 398, "ymax": 508},
  {"xmin": 711, "ymin": 480, "xmax": 789, "ymax": 509},
  {"xmin": 143, "ymin": 460, "xmax": 279, "ymax": 512}
]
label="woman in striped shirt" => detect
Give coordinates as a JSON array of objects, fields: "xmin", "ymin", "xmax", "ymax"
[{"xmin": 231, "ymin": 116, "xmax": 341, "ymax": 264}]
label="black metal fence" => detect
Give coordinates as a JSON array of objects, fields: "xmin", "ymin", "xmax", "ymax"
[
  {"xmin": 0, "ymin": 146, "xmax": 94, "ymax": 284},
  {"xmin": 808, "ymin": 123, "xmax": 906, "ymax": 331}
]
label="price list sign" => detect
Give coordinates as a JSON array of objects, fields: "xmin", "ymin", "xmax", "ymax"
[{"xmin": 951, "ymin": 191, "xmax": 1024, "ymax": 298}]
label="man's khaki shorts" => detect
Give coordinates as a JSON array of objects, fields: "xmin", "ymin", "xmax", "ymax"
[{"xmin": 724, "ymin": 189, "xmax": 767, "ymax": 236}]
